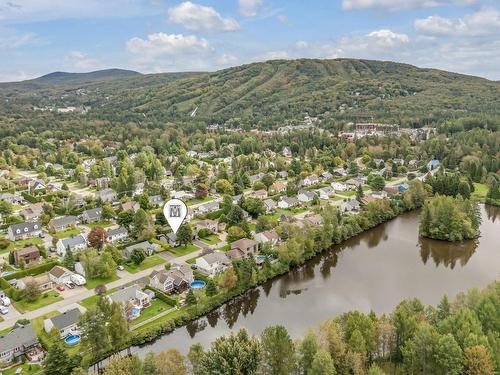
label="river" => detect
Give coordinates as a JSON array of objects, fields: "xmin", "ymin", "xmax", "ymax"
[{"xmin": 133, "ymin": 205, "xmax": 500, "ymax": 355}]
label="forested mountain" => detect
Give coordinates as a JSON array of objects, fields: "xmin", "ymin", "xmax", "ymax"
[{"xmin": 1, "ymin": 59, "xmax": 499, "ymax": 127}]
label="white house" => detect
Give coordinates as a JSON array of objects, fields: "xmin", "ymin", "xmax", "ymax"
[
  {"xmin": 195, "ymin": 252, "xmax": 231, "ymax": 276},
  {"xmin": 331, "ymin": 182, "xmax": 349, "ymax": 192},
  {"xmin": 48, "ymin": 266, "xmax": 74, "ymax": 285},
  {"xmin": 316, "ymin": 187, "xmax": 335, "ymax": 200},
  {"xmin": 278, "ymin": 197, "xmax": 299, "ymax": 209},
  {"xmin": 7, "ymin": 222, "xmax": 42, "ymax": 241},
  {"xmin": 297, "ymin": 190, "xmax": 316, "ymax": 203},
  {"xmin": 56, "ymin": 235, "xmax": 87, "ymax": 257},
  {"xmin": 106, "ymin": 226, "xmax": 128, "ymax": 243},
  {"xmin": 254, "ymin": 230, "xmax": 280, "ymax": 246},
  {"xmin": 44, "ymin": 308, "xmax": 81, "ymax": 338}
]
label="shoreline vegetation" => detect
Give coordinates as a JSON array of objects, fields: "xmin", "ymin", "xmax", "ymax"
[
  {"xmin": 100, "ymin": 280, "xmax": 500, "ymax": 375},
  {"xmin": 84, "ymin": 181, "xmax": 430, "ymax": 368}
]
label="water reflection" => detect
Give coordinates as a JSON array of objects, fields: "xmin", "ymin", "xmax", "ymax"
[
  {"xmin": 485, "ymin": 204, "xmax": 500, "ymax": 223},
  {"xmin": 419, "ymin": 237, "xmax": 477, "ymax": 269}
]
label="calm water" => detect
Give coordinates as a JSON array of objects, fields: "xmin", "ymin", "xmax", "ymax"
[{"xmin": 134, "ymin": 205, "xmax": 500, "ymax": 355}]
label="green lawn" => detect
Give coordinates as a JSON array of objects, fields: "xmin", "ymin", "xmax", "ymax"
[
  {"xmin": 200, "ymin": 234, "xmax": 220, "ymax": 245},
  {"xmin": 123, "ymin": 255, "xmax": 165, "ymax": 274},
  {"xmin": 186, "ymin": 196, "xmax": 213, "ymax": 206},
  {"xmin": 472, "ymin": 183, "xmax": 489, "ymax": 199},
  {"xmin": 277, "ymin": 207, "xmax": 308, "ymax": 214},
  {"xmin": 2, "ymin": 364, "xmax": 41, "ymax": 375},
  {"xmin": 80, "ymin": 288, "xmax": 117, "ymax": 309},
  {"xmin": 340, "ymin": 190, "xmax": 356, "ymax": 197},
  {"xmin": 132, "ymin": 299, "xmax": 174, "ymax": 325},
  {"xmin": 84, "ymin": 274, "xmax": 120, "ymax": 290},
  {"xmin": 84, "ymin": 221, "xmax": 113, "ymax": 229},
  {"xmin": 186, "ymin": 256, "xmax": 197, "ymax": 264},
  {"xmin": 168, "ymin": 243, "xmax": 200, "ymax": 256},
  {"xmin": 52, "ymin": 227, "xmax": 81, "ymax": 239},
  {"xmin": 262, "ymin": 213, "xmax": 280, "ymax": 222},
  {"xmin": 14, "ymin": 291, "xmax": 63, "ymax": 313}
]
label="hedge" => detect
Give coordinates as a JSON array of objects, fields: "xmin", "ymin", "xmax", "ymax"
[
  {"xmin": 4, "ymin": 260, "xmax": 59, "ymax": 281},
  {"xmin": 144, "ymin": 286, "xmax": 177, "ymax": 307}
]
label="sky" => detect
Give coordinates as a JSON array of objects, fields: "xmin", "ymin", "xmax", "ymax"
[{"xmin": 0, "ymin": 0, "xmax": 499, "ymax": 82}]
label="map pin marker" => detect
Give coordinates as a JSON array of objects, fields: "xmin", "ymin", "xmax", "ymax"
[{"xmin": 163, "ymin": 199, "xmax": 188, "ymax": 234}]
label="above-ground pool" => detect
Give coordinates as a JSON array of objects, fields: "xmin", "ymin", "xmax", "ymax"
[
  {"xmin": 190, "ymin": 280, "xmax": 206, "ymax": 289},
  {"xmin": 64, "ymin": 335, "xmax": 81, "ymax": 347}
]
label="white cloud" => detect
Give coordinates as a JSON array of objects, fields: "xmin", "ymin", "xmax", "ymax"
[
  {"xmin": 217, "ymin": 53, "xmax": 239, "ymax": 66},
  {"xmin": 65, "ymin": 51, "xmax": 101, "ymax": 70},
  {"xmin": 239, "ymin": 0, "xmax": 263, "ymax": 17},
  {"xmin": 168, "ymin": 2, "xmax": 240, "ymax": 32},
  {"xmin": 0, "ymin": 30, "xmax": 36, "ymax": 50},
  {"xmin": 366, "ymin": 29, "xmax": 410, "ymax": 47},
  {"xmin": 127, "ymin": 32, "xmax": 213, "ymax": 58},
  {"xmin": 341, "ymin": 0, "xmax": 476, "ymax": 11},
  {"xmin": 415, "ymin": 9, "xmax": 500, "ymax": 36},
  {"xmin": 263, "ymin": 50, "xmax": 289, "ymax": 60},
  {"xmin": 0, "ymin": 0, "xmax": 160, "ymax": 23}
]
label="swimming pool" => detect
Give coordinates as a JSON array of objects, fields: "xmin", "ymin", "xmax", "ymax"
[
  {"xmin": 190, "ymin": 280, "xmax": 206, "ymax": 289},
  {"xmin": 64, "ymin": 335, "xmax": 81, "ymax": 347}
]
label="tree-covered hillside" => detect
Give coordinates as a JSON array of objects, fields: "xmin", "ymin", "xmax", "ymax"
[{"xmin": 0, "ymin": 59, "xmax": 499, "ymax": 128}]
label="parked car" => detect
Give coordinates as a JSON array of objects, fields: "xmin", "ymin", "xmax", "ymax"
[
  {"xmin": 56, "ymin": 285, "xmax": 65, "ymax": 291},
  {"xmin": 65, "ymin": 282, "xmax": 75, "ymax": 289},
  {"xmin": 0, "ymin": 306, "xmax": 8, "ymax": 315},
  {"xmin": 0, "ymin": 296, "xmax": 11, "ymax": 306},
  {"xmin": 117, "ymin": 265, "xmax": 124, "ymax": 271}
]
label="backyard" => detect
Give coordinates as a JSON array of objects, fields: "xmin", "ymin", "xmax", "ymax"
[
  {"xmin": 123, "ymin": 255, "xmax": 165, "ymax": 274},
  {"xmin": 14, "ymin": 291, "xmax": 63, "ymax": 313}
]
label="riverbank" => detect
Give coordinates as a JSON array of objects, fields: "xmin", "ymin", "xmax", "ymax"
[{"xmin": 88, "ymin": 197, "xmax": 422, "ymax": 367}]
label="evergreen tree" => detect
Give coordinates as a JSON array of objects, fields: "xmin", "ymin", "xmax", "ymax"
[
  {"xmin": 205, "ymin": 279, "xmax": 217, "ymax": 297},
  {"xmin": 310, "ymin": 350, "xmax": 336, "ymax": 375},
  {"xmin": 43, "ymin": 341, "xmax": 73, "ymax": 375},
  {"xmin": 186, "ymin": 289, "xmax": 197, "ymax": 305}
]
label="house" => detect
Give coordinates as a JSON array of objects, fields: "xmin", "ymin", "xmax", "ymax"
[
  {"xmin": 81, "ymin": 207, "xmax": 102, "ymax": 223},
  {"xmin": 44, "ymin": 308, "xmax": 82, "ymax": 338},
  {"xmin": 300, "ymin": 174, "xmax": 320, "ymax": 187},
  {"xmin": 297, "ymin": 190, "xmax": 316, "ymax": 203},
  {"xmin": 340, "ymin": 198, "xmax": 361, "ymax": 213},
  {"xmin": 305, "ymin": 214, "xmax": 324, "ymax": 227},
  {"xmin": 7, "ymin": 221, "xmax": 42, "ymax": 241},
  {"xmin": 317, "ymin": 187, "xmax": 335, "ymax": 200},
  {"xmin": 333, "ymin": 168, "xmax": 347, "ymax": 177},
  {"xmin": 282, "ymin": 146, "xmax": 292, "ymax": 157},
  {"xmin": 108, "ymin": 285, "xmax": 152, "ymax": 319},
  {"xmin": 371, "ymin": 191, "xmax": 389, "ymax": 199},
  {"xmin": 427, "ymin": 159, "xmax": 440, "ymax": 171},
  {"xmin": 20, "ymin": 203, "xmax": 44, "ymax": 221},
  {"xmin": 150, "ymin": 264, "xmax": 194, "ymax": 293},
  {"xmin": 149, "ymin": 195, "xmax": 164, "ymax": 207},
  {"xmin": 321, "ymin": 171, "xmax": 334, "ymax": 181},
  {"xmin": 232, "ymin": 194, "xmax": 243, "ymax": 205},
  {"xmin": 133, "ymin": 183, "xmax": 145, "ymax": 196},
  {"xmin": 49, "ymin": 266, "xmax": 74, "ymax": 285},
  {"xmin": 254, "ymin": 230, "xmax": 280, "ymax": 246},
  {"xmin": 12, "ymin": 246, "xmax": 40, "ymax": 266},
  {"xmin": 17, "ymin": 274, "xmax": 53, "ymax": 291},
  {"xmin": 106, "ymin": 226, "xmax": 128, "ymax": 243},
  {"xmin": 249, "ymin": 189, "xmax": 268, "ymax": 199},
  {"xmin": 195, "ymin": 219, "xmax": 218, "ymax": 233},
  {"xmin": 249, "ymin": 172, "xmax": 264, "ymax": 185},
  {"xmin": 373, "ymin": 159, "xmax": 385, "ymax": 168},
  {"xmin": 278, "ymin": 196, "xmax": 299, "ymax": 209},
  {"xmin": 0, "ymin": 192, "xmax": 25, "ymax": 205},
  {"xmin": 195, "ymin": 252, "xmax": 231, "ymax": 276},
  {"xmin": 408, "ymin": 160, "xmax": 418, "ymax": 169},
  {"xmin": 28, "ymin": 179, "xmax": 45, "ymax": 191},
  {"xmin": 122, "ymin": 201, "xmax": 140, "ymax": 212},
  {"xmin": 194, "ymin": 201, "xmax": 220, "ymax": 215},
  {"xmin": 263, "ymin": 199, "xmax": 277, "ymax": 213},
  {"xmin": 124, "ymin": 241, "xmax": 159, "ymax": 258},
  {"xmin": 56, "ymin": 235, "xmax": 87, "ymax": 257},
  {"xmin": 0, "ymin": 324, "xmax": 42, "ymax": 363},
  {"xmin": 331, "ymin": 182, "xmax": 349, "ymax": 192},
  {"xmin": 277, "ymin": 171, "xmax": 289, "ymax": 179},
  {"xmin": 95, "ymin": 188, "xmax": 117, "ymax": 203},
  {"xmin": 346, "ymin": 178, "xmax": 364, "ymax": 188},
  {"xmin": 48, "ymin": 215, "xmax": 78, "ymax": 232},
  {"xmin": 270, "ymin": 181, "xmax": 287, "ymax": 194},
  {"xmin": 229, "ymin": 238, "xmax": 259, "ymax": 260}
]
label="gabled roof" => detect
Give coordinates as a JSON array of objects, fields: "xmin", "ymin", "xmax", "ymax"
[
  {"xmin": 49, "ymin": 308, "xmax": 81, "ymax": 329},
  {"xmin": 59, "ymin": 235, "xmax": 86, "ymax": 249},
  {"xmin": 0, "ymin": 324, "xmax": 37, "ymax": 353}
]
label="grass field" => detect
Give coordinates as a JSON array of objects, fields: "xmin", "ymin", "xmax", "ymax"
[
  {"xmin": 14, "ymin": 291, "xmax": 63, "ymax": 313},
  {"xmin": 84, "ymin": 274, "xmax": 120, "ymax": 289},
  {"xmin": 472, "ymin": 183, "xmax": 489, "ymax": 199},
  {"xmin": 186, "ymin": 196, "xmax": 213, "ymax": 206},
  {"xmin": 200, "ymin": 234, "xmax": 220, "ymax": 245},
  {"xmin": 84, "ymin": 221, "xmax": 113, "ymax": 229},
  {"xmin": 52, "ymin": 227, "xmax": 81, "ymax": 239},
  {"xmin": 123, "ymin": 255, "xmax": 165, "ymax": 274},
  {"xmin": 1, "ymin": 237, "xmax": 44, "ymax": 254},
  {"xmin": 80, "ymin": 288, "xmax": 117, "ymax": 309},
  {"xmin": 131, "ymin": 299, "xmax": 174, "ymax": 325},
  {"xmin": 168, "ymin": 243, "xmax": 200, "ymax": 256},
  {"xmin": 2, "ymin": 364, "xmax": 41, "ymax": 375}
]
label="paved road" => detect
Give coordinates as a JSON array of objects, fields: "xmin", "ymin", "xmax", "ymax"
[{"xmin": 0, "ymin": 248, "xmax": 205, "ymax": 330}]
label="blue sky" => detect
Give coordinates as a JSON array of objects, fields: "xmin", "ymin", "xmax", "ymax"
[{"xmin": 0, "ymin": 0, "xmax": 499, "ymax": 81}]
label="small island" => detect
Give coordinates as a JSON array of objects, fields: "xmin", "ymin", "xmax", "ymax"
[{"xmin": 419, "ymin": 196, "xmax": 481, "ymax": 241}]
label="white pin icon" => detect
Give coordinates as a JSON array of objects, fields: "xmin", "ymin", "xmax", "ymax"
[{"xmin": 163, "ymin": 199, "xmax": 188, "ymax": 234}]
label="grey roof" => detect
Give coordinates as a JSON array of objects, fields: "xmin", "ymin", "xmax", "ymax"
[
  {"xmin": 125, "ymin": 241, "xmax": 158, "ymax": 252},
  {"xmin": 109, "ymin": 285, "xmax": 146, "ymax": 304},
  {"xmin": 49, "ymin": 215, "xmax": 77, "ymax": 227},
  {"xmin": 281, "ymin": 196, "xmax": 299, "ymax": 205},
  {"xmin": 202, "ymin": 251, "xmax": 230, "ymax": 265},
  {"xmin": 9, "ymin": 221, "xmax": 41, "ymax": 234},
  {"xmin": 298, "ymin": 190, "xmax": 316, "ymax": 198},
  {"xmin": 0, "ymin": 324, "xmax": 38, "ymax": 353},
  {"xmin": 50, "ymin": 308, "xmax": 81, "ymax": 329},
  {"xmin": 60, "ymin": 235, "xmax": 86, "ymax": 248},
  {"xmin": 83, "ymin": 207, "xmax": 102, "ymax": 219},
  {"xmin": 107, "ymin": 226, "xmax": 128, "ymax": 237}
]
